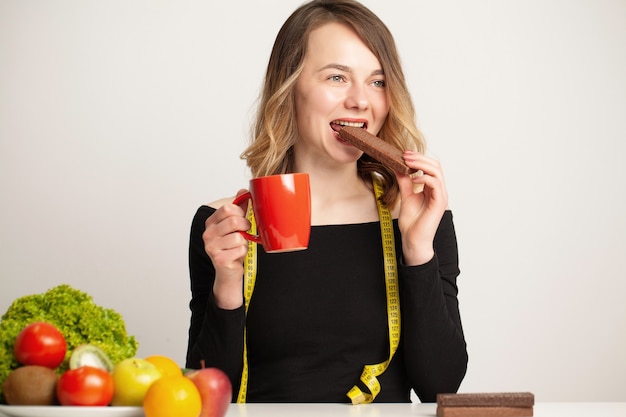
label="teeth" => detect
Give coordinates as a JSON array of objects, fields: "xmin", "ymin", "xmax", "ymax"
[{"xmin": 332, "ymin": 120, "xmax": 366, "ymax": 128}]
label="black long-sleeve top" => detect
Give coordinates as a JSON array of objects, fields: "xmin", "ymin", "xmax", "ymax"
[{"xmin": 186, "ymin": 207, "xmax": 467, "ymax": 403}]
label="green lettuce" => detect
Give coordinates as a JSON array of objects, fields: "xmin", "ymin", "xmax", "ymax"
[{"xmin": 0, "ymin": 284, "xmax": 138, "ymax": 403}]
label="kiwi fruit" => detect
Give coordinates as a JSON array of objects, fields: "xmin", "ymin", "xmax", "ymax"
[
  {"xmin": 2, "ymin": 365, "xmax": 59, "ymax": 405},
  {"xmin": 69, "ymin": 344, "xmax": 113, "ymax": 372}
]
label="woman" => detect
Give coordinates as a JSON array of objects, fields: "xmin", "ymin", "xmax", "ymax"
[{"xmin": 186, "ymin": 0, "xmax": 467, "ymax": 403}]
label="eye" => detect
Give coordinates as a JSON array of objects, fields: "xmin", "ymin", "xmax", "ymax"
[
  {"xmin": 371, "ymin": 80, "xmax": 385, "ymax": 88},
  {"xmin": 328, "ymin": 74, "xmax": 345, "ymax": 83}
]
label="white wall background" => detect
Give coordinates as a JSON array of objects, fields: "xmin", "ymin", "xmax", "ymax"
[{"xmin": 1, "ymin": 0, "xmax": 625, "ymax": 402}]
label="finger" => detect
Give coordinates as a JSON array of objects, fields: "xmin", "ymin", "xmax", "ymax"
[
  {"xmin": 233, "ymin": 188, "xmax": 251, "ymax": 212},
  {"xmin": 209, "ymin": 244, "xmax": 249, "ymax": 271},
  {"xmin": 206, "ymin": 203, "xmax": 246, "ymax": 230},
  {"xmin": 209, "ymin": 231, "xmax": 249, "ymax": 255},
  {"xmin": 396, "ymin": 172, "xmax": 419, "ymax": 199},
  {"xmin": 207, "ymin": 213, "xmax": 251, "ymax": 241},
  {"xmin": 203, "ymin": 222, "xmax": 250, "ymax": 264},
  {"xmin": 404, "ymin": 153, "xmax": 447, "ymax": 195},
  {"xmin": 403, "ymin": 151, "xmax": 444, "ymax": 179},
  {"xmin": 411, "ymin": 172, "xmax": 448, "ymax": 209}
]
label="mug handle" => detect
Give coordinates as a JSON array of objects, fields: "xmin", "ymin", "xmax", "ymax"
[{"xmin": 232, "ymin": 191, "xmax": 263, "ymax": 244}]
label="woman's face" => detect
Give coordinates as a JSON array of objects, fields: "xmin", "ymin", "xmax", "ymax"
[{"xmin": 293, "ymin": 22, "xmax": 389, "ymax": 171}]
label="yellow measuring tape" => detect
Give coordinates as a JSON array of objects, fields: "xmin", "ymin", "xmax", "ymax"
[
  {"xmin": 237, "ymin": 201, "xmax": 257, "ymax": 403},
  {"xmin": 236, "ymin": 175, "xmax": 400, "ymax": 404}
]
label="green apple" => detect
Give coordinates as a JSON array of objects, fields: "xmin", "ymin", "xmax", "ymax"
[{"xmin": 111, "ymin": 358, "xmax": 162, "ymax": 406}]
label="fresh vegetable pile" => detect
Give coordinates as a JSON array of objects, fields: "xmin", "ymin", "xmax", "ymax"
[
  {"xmin": 0, "ymin": 284, "xmax": 138, "ymax": 403},
  {"xmin": 0, "ymin": 284, "xmax": 233, "ymax": 417}
]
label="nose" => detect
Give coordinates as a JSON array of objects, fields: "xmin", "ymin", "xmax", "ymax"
[{"xmin": 345, "ymin": 84, "xmax": 369, "ymax": 110}]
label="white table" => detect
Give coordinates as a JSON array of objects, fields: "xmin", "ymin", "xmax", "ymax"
[
  {"xmin": 0, "ymin": 402, "xmax": 624, "ymax": 417},
  {"xmin": 223, "ymin": 402, "xmax": 626, "ymax": 417}
]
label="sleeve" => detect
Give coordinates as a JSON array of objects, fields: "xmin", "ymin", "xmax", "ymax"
[
  {"xmin": 399, "ymin": 210, "xmax": 468, "ymax": 403},
  {"xmin": 185, "ymin": 206, "xmax": 245, "ymax": 393}
]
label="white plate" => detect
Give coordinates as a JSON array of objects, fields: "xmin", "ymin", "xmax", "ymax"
[{"xmin": 0, "ymin": 405, "xmax": 144, "ymax": 417}]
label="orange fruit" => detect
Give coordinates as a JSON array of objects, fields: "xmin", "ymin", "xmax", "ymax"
[
  {"xmin": 144, "ymin": 355, "xmax": 183, "ymax": 378},
  {"xmin": 143, "ymin": 375, "xmax": 202, "ymax": 417}
]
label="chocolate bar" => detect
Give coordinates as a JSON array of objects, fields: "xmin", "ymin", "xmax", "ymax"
[
  {"xmin": 437, "ymin": 392, "xmax": 535, "ymax": 417},
  {"xmin": 437, "ymin": 406, "xmax": 533, "ymax": 417},
  {"xmin": 437, "ymin": 392, "xmax": 535, "ymax": 408},
  {"xmin": 338, "ymin": 126, "xmax": 415, "ymax": 175}
]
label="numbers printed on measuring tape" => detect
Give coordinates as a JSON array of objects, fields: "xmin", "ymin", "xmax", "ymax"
[
  {"xmin": 347, "ymin": 176, "xmax": 401, "ymax": 405},
  {"xmin": 237, "ymin": 203, "xmax": 257, "ymax": 403}
]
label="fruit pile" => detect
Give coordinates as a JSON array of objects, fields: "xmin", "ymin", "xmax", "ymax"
[{"xmin": 1, "ymin": 321, "xmax": 232, "ymax": 417}]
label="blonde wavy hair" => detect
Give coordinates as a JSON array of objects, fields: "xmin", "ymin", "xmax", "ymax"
[{"xmin": 241, "ymin": 0, "xmax": 425, "ymax": 206}]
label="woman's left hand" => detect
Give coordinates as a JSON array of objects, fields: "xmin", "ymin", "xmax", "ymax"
[{"xmin": 396, "ymin": 151, "xmax": 448, "ymax": 266}]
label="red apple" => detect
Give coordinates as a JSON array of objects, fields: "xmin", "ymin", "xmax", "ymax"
[{"xmin": 186, "ymin": 367, "xmax": 232, "ymax": 417}]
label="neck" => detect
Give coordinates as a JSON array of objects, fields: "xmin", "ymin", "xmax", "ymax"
[{"xmin": 305, "ymin": 169, "xmax": 379, "ymax": 226}]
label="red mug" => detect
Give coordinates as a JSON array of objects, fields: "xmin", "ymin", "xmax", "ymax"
[{"xmin": 232, "ymin": 173, "xmax": 311, "ymax": 253}]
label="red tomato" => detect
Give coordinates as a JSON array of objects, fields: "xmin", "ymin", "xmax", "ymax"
[
  {"xmin": 57, "ymin": 366, "xmax": 114, "ymax": 406},
  {"xmin": 13, "ymin": 322, "xmax": 67, "ymax": 368}
]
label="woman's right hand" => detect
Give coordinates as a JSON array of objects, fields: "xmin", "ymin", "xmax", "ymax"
[{"xmin": 202, "ymin": 190, "xmax": 251, "ymax": 309}]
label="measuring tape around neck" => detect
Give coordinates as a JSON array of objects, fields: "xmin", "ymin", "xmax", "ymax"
[
  {"xmin": 346, "ymin": 175, "xmax": 401, "ymax": 404},
  {"xmin": 236, "ymin": 174, "xmax": 400, "ymax": 404}
]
